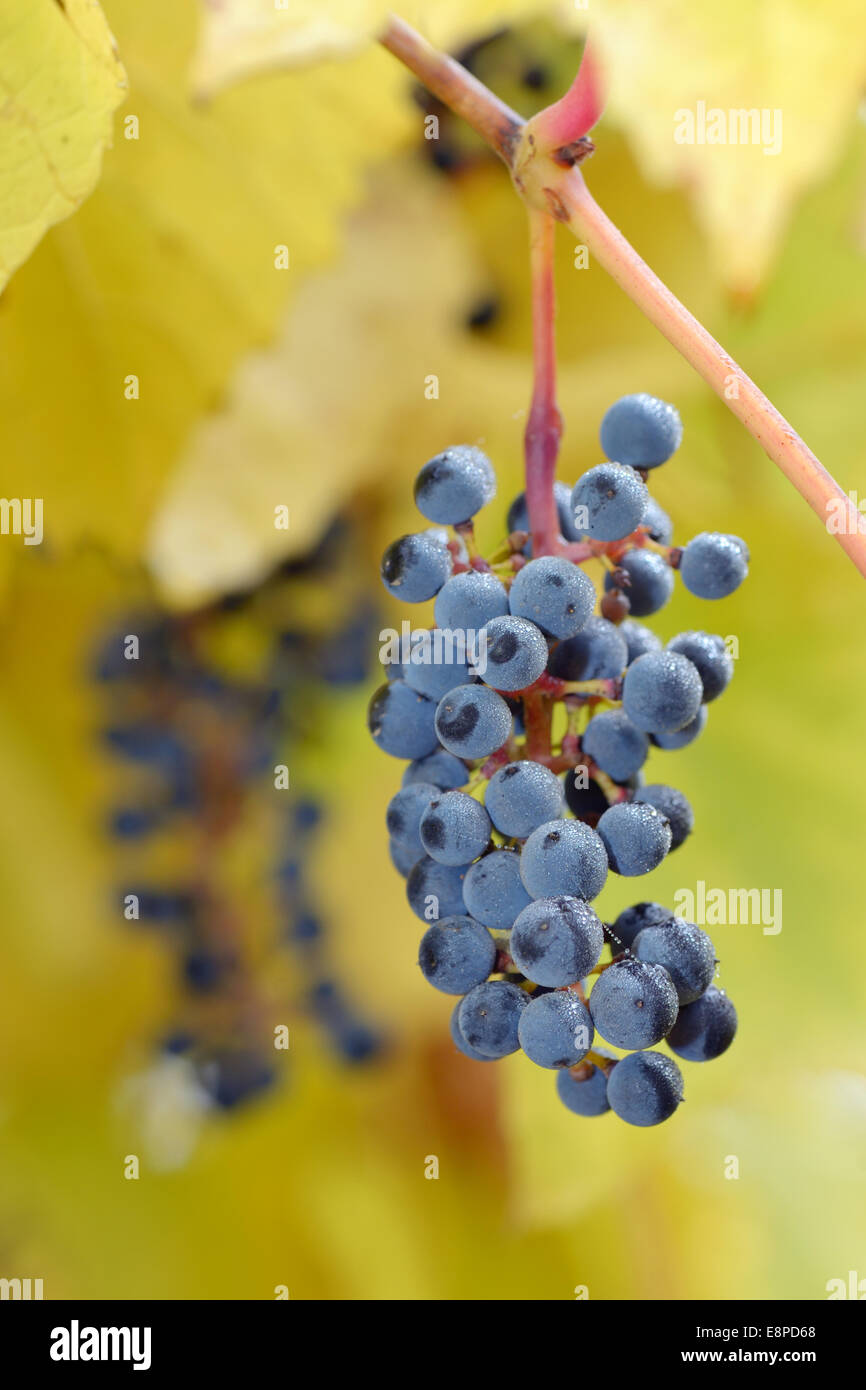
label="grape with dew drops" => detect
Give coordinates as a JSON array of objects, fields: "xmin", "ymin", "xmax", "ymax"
[{"xmin": 371, "ymin": 395, "xmax": 745, "ymax": 1126}]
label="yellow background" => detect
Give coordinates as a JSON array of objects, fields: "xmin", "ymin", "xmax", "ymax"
[{"xmin": 0, "ymin": 1, "xmax": 863, "ymax": 1299}]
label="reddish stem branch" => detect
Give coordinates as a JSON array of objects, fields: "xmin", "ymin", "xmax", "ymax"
[
  {"xmin": 525, "ymin": 209, "xmax": 562, "ymax": 557},
  {"xmin": 378, "ymin": 14, "xmax": 866, "ymax": 581},
  {"xmin": 523, "ymin": 687, "xmax": 552, "ymax": 760},
  {"xmin": 557, "ymin": 169, "xmax": 866, "ymax": 578},
  {"xmin": 530, "ymin": 37, "xmax": 605, "ymax": 150},
  {"xmin": 379, "ymin": 14, "xmax": 522, "ymax": 165}
]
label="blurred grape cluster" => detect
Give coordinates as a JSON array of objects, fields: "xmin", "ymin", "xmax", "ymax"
[{"xmin": 94, "ymin": 518, "xmax": 385, "ymax": 1113}]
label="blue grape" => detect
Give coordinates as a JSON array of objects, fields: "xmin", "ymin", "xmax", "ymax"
[
  {"xmin": 562, "ymin": 773, "xmax": 610, "ymax": 823},
  {"xmin": 480, "ymin": 615, "xmax": 548, "ymax": 691},
  {"xmin": 582, "ymin": 709, "xmax": 649, "ymax": 783},
  {"xmin": 633, "ymin": 918, "xmax": 715, "ymax": 1004},
  {"xmin": 449, "ymin": 1001, "xmax": 496, "ymax": 1061},
  {"xmin": 556, "ymin": 1062, "xmax": 611, "ymax": 1116},
  {"xmin": 633, "ymin": 783, "xmax": 694, "ymax": 851},
  {"xmin": 600, "ymin": 393, "xmax": 682, "ymax": 469},
  {"xmin": 462, "ymin": 850, "xmax": 531, "ymax": 930},
  {"xmin": 507, "ymin": 481, "xmax": 582, "ymax": 543},
  {"xmin": 389, "ymin": 839, "xmax": 420, "ymax": 876},
  {"xmin": 518, "ymin": 989, "xmax": 594, "ymax": 1068},
  {"xmin": 93, "ymin": 617, "xmax": 171, "ymax": 684},
  {"xmin": 380, "ymin": 532, "xmax": 452, "ymax": 601},
  {"xmin": 309, "ymin": 982, "xmax": 384, "ymax": 1064},
  {"xmin": 386, "ymin": 782, "xmax": 440, "ymax": 856},
  {"xmin": 641, "ymin": 495, "xmax": 674, "ymax": 544},
  {"xmin": 596, "ymin": 802, "xmax": 672, "ymax": 876},
  {"xmin": 606, "ymin": 1050, "xmax": 684, "ymax": 1126},
  {"xmin": 680, "ymin": 532, "xmax": 748, "ymax": 599},
  {"xmin": 434, "ymin": 570, "xmax": 509, "ymax": 632},
  {"xmin": 505, "ymin": 489, "xmax": 532, "ymax": 536},
  {"xmin": 414, "ymin": 445, "xmax": 496, "ymax": 524},
  {"xmin": 510, "ymin": 896, "xmax": 604, "ymax": 986},
  {"xmin": 571, "ymin": 462, "xmax": 648, "ymax": 542},
  {"xmin": 508, "ymin": 556, "xmax": 595, "ymax": 640},
  {"xmin": 520, "ymin": 819, "xmax": 608, "ymax": 901},
  {"xmin": 401, "ymin": 748, "xmax": 468, "ymax": 790},
  {"xmin": 484, "ymin": 760, "xmax": 564, "ymax": 838},
  {"xmin": 327, "ymin": 1017, "xmax": 384, "ymax": 1064},
  {"xmin": 589, "ymin": 956, "xmax": 679, "ymax": 1049},
  {"xmin": 183, "ymin": 949, "xmax": 230, "ymax": 994},
  {"xmin": 547, "ymin": 617, "xmax": 628, "ymax": 681},
  {"xmin": 604, "ymin": 548, "xmax": 673, "ymax": 618},
  {"xmin": 610, "ymin": 901, "xmax": 674, "ymax": 953},
  {"xmin": 103, "ymin": 723, "xmax": 188, "ymax": 770},
  {"xmin": 729, "ymin": 535, "xmax": 749, "ymax": 560},
  {"xmin": 197, "ymin": 1048, "xmax": 276, "ymax": 1110},
  {"xmin": 404, "ymin": 630, "xmax": 474, "ymax": 700},
  {"xmin": 110, "ymin": 807, "xmax": 166, "ymax": 838},
  {"xmin": 435, "ymin": 684, "xmax": 512, "ymax": 759},
  {"xmin": 651, "ymin": 705, "xmax": 708, "ymax": 749},
  {"xmin": 667, "ymin": 986, "xmax": 737, "ymax": 1061},
  {"xmin": 419, "ymin": 790, "xmax": 491, "ymax": 866},
  {"xmin": 319, "ymin": 600, "xmax": 377, "ymax": 686},
  {"xmin": 286, "ymin": 908, "xmax": 323, "ymax": 944},
  {"xmin": 293, "ymin": 799, "xmax": 322, "ymax": 833},
  {"xmin": 367, "ymin": 680, "xmax": 439, "ymax": 759},
  {"xmin": 457, "ymin": 980, "xmax": 530, "ymax": 1058},
  {"xmin": 505, "ymin": 701, "xmax": 527, "ymax": 739},
  {"xmin": 418, "ymin": 915, "xmax": 497, "ymax": 994},
  {"xmin": 406, "ymin": 856, "xmax": 469, "ymax": 922},
  {"xmin": 619, "ymin": 620, "xmax": 662, "ymax": 664},
  {"xmin": 666, "ymin": 631, "xmax": 733, "ymax": 702},
  {"xmin": 622, "ymin": 650, "xmax": 703, "ymax": 734}
]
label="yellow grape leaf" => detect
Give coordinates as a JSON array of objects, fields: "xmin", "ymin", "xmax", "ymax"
[
  {"xmin": 0, "ymin": 0, "xmax": 413, "ymax": 563},
  {"xmin": 191, "ymin": 0, "xmax": 394, "ymax": 94},
  {"xmin": 191, "ymin": 0, "xmax": 580, "ymax": 96},
  {"xmin": 147, "ymin": 160, "xmax": 483, "ymax": 605},
  {"xmin": 0, "ymin": 0, "xmax": 127, "ymax": 289},
  {"xmin": 144, "ymin": 133, "xmax": 718, "ymax": 606},
  {"xmin": 588, "ymin": 0, "xmax": 866, "ymax": 291}
]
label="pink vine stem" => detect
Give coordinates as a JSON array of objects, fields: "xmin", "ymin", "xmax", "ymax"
[
  {"xmin": 525, "ymin": 209, "xmax": 562, "ymax": 556},
  {"xmin": 379, "ymin": 14, "xmax": 866, "ymax": 581},
  {"xmin": 557, "ymin": 167, "xmax": 866, "ymax": 576},
  {"xmin": 529, "ymin": 37, "xmax": 605, "ymax": 151}
]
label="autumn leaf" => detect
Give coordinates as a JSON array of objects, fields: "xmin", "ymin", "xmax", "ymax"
[
  {"xmin": 190, "ymin": 0, "xmax": 581, "ymax": 95},
  {"xmin": 190, "ymin": 0, "xmax": 394, "ymax": 95},
  {"xmin": 0, "ymin": 0, "xmax": 127, "ymax": 290},
  {"xmin": 147, "ymin": 159, "xmax": 485, "ymax": 604},
  {"xmin": 0, "ymin": 0, "xmax": 413, "ymax": 565},
  {"xmin": 588, "ymin": 0, "xmax": 866, "ymax": 291}
]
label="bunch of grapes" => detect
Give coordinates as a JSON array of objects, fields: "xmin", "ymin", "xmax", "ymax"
[
  {"xmin": 96, "ymin": 519, "xmax": 384, "ymax": 1114},
  {"xmin": 369, "ymin": 394, "xmax": 742, "ymax": 1127}
]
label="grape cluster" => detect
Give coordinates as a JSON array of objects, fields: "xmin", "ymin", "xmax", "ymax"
[
  {"xmin": 370, "ymin": 394, "xmax": 741, "ymax": 1126},
  {"xmin": 97, "ymin": 519, "xmax": 384, "ymax": 1115}
]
